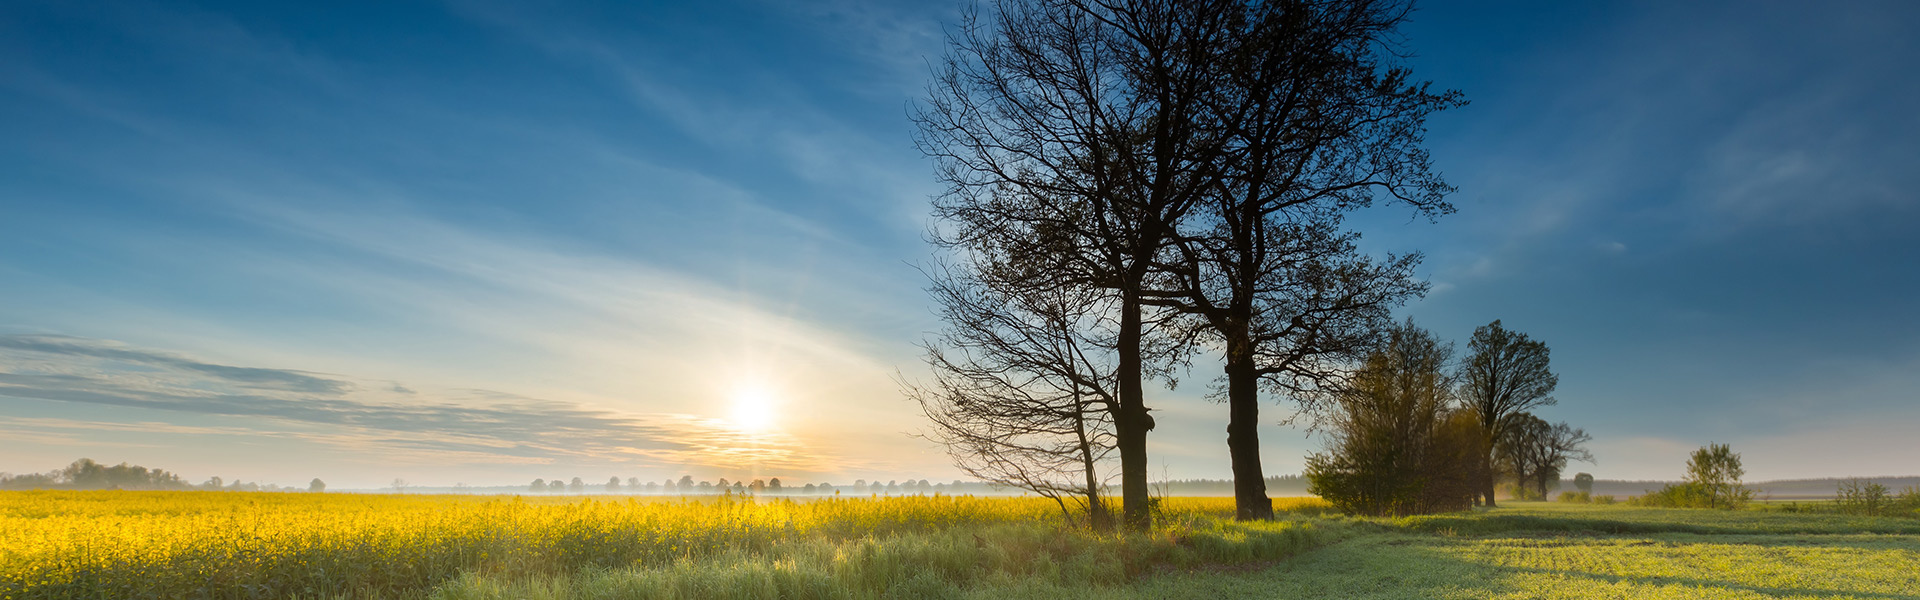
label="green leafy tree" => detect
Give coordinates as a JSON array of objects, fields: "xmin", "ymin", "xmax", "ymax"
[
  {"xmin": 1685, "ymin": 443, "xmax": 1751, "ymax": 509},
  {"xmin": 1573, "ymin": 472, "xmax": 1593, "ymax": 495},
  {"xmin": 1305, "ymin": 320, "xmax": 1477, "ymax": 516}
]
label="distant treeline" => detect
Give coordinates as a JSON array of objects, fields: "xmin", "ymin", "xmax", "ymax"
[
  {"xmin": 1154, "ymin": 475, "xmax": 1310, "ymax": 497},
  {"xmin": 0, "ymin": 458, "xmax": 300, "ymax": 492},
  {"xmin": 1584, "ymin": 477, "xmax": 1920, "ymax": 501},
  {"xmin": 516, "ymin": 476, "xmax": 998, "ymax": 496}
]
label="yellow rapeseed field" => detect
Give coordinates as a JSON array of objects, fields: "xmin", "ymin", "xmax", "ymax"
[{"xmin": 0, "ymin": 491, "xmax": 1333, "ymax": 599}]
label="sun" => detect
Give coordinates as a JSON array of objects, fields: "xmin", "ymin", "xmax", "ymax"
[{"xmin": 729, "ymin": 383, "xmax": 779, "ymax": 432}]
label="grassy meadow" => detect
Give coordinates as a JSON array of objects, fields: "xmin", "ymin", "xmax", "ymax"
[{"xmin": 2, "ymin": 491, "xmax": 1916, "ymax": 599}]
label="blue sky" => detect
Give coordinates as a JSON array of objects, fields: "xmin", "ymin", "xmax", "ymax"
[{"xmin": 2, "ymin": 0, "xmax": 1915, "ymax": 488}]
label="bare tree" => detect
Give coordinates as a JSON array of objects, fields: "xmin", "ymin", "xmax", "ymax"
[
  {"xmin": 1149, "ymin": 0, "xmax": 1459, "ymax": 520},
  {"xmin": 918, "ymin": 0, "xmax": 1264, "ymax": 531},
  {"xmin": 1459, "ymin": 320, "xmax": 1558, "ymax": 506},
  {"xmin": 908, "ymin": 263, "xmax": 1119, "ymax": 529},
  {"xmin": 918, "ymin": 0, "xmax": 1459, "ymax": 525}
]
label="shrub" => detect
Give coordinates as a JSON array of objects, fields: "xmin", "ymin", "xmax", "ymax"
[
  {"xmin": 1836, "ymin": 479, "xmax": 1892, "ymax": 516},
  {"xmin": 1556, "ymin": 491, "xmax": 1591, "ymax": 503},
  {"xmin": 1592, "ymin": 494, "xmax": 1616, "ymax": 505},
  {"xmin": 1499, "ymin": 482, "xmax": 1544, "ymax": 502},
  {"xmin": 1628, "ymin": 482, "xmax": 1751, "ymax": 509},
  {"xmin": 1898, "ymin": 486, "xmax": 1920, "ymax": 515}
]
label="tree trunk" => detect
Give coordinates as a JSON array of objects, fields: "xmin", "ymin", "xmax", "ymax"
[
  {"xmin": 1482, "ymin": 448, "xmax": 1499, "ymax": 508},
  {"xmin": 1225, "ymin": 346, "xmax": 1274, "ymax": 520},
  {"xmin": 1116, "ymin": 290, "xmax": 1151, "ymax": 531},
  {"xmin": 1076, "ymin": 391, "xmax": 1113, "ymax": 532}
]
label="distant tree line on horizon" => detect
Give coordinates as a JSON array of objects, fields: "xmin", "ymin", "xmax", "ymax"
[
  {"xmin": 520, "ymin": 476, "xmax": 978, "ymax": 496},
  {"xmin": 0, "ymin": 458, "xmax": 323, "ymax": 492}
]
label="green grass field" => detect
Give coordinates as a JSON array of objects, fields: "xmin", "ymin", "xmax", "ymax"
[
  {"xmin": 431, "ymin": 501, "xmax": 1920, "ymax": 600},
  {"xmin": 4, "ymin": 492, "xmax": 1915, "ymax": 599}
]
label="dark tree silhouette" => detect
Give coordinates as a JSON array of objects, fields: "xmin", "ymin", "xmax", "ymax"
[
  {"xmin": 309, "ymin": 478, "xmax": 326, "ymax": 493},
  {"xmin": 917, "ymin": 0, "xmax": 1271, "ymax": 531},
  {"xmin": 907, "ymin": 263, "xmax": 1120, "ymax": 529},
  {"xmin": 1495, "ymin": 413, "xmax": 1592, "ymax": 499},
  {"xmin": 916, "ymin": 0, "xmax": 1458, "ymax": 526},
  {"xmin": 606, "ymin": 476, "xmax": 622, "ymax": 492},
  {"xmin": 1142, "ymin": 0, "xmax": 1459, "ymax": 522},
  {"xmin": 530, "ymin": 478, "xmax": 546, "ymax": 493},
  {"xmin": 1458, "ymin": 320, "xmax": 1558, "ymax": 506}
]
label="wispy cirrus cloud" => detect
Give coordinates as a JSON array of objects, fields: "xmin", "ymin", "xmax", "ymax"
[{"xmin": 0, "ymin": 334, "xmax": 826, "ymax": 474}]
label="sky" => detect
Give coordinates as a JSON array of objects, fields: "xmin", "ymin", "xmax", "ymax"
[{"xmin": 1, "ymin": 0, "xmax": 1915, "ymax": 489}]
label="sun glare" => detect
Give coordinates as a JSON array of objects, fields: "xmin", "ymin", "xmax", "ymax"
[{"xmin": 729, "ymin": 384, "xmax": 779, "ymax": 432}]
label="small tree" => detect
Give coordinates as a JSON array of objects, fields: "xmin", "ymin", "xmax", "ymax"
[
  {"xmin": 530, "ymin": 478, "xmax": 546, "ymax": 493},
  {"xmin": 768, "ymin": 478, "xmax": 783, "ymax": 493},
  {"xmin": 1573, "ymin": 473, "xmax": 1594, "ymax": 495},
  {"xmin": 606, "ymin": 477, "xmax": 622, "ymax": 492},
  {"xmin": 391, "ymin": 479, "xmax": 409, "ymax": 493},
  {"xmin": 309, "ymin": 478, "xmax": 326, "ymax": 493},
  {"xmin": 547, "ymin": 479, "xmax": 565, "ymax": 493},
  {"xmin": 1686, "ymin": 443, "xmax": 1751, "ymax": 509}
]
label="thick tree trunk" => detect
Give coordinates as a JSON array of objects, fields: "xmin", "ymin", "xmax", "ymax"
[
  {"xmin": 1481, "ymin": 440, "xmax": 1499, "ymax": 507},
  {"xmin": 1116, "ymin": 291, "xmax": 1151, "ymax": 531},
  {"xmin": 1225, "ymin": 347, "xmax": 1274, "ymax": 520}
]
